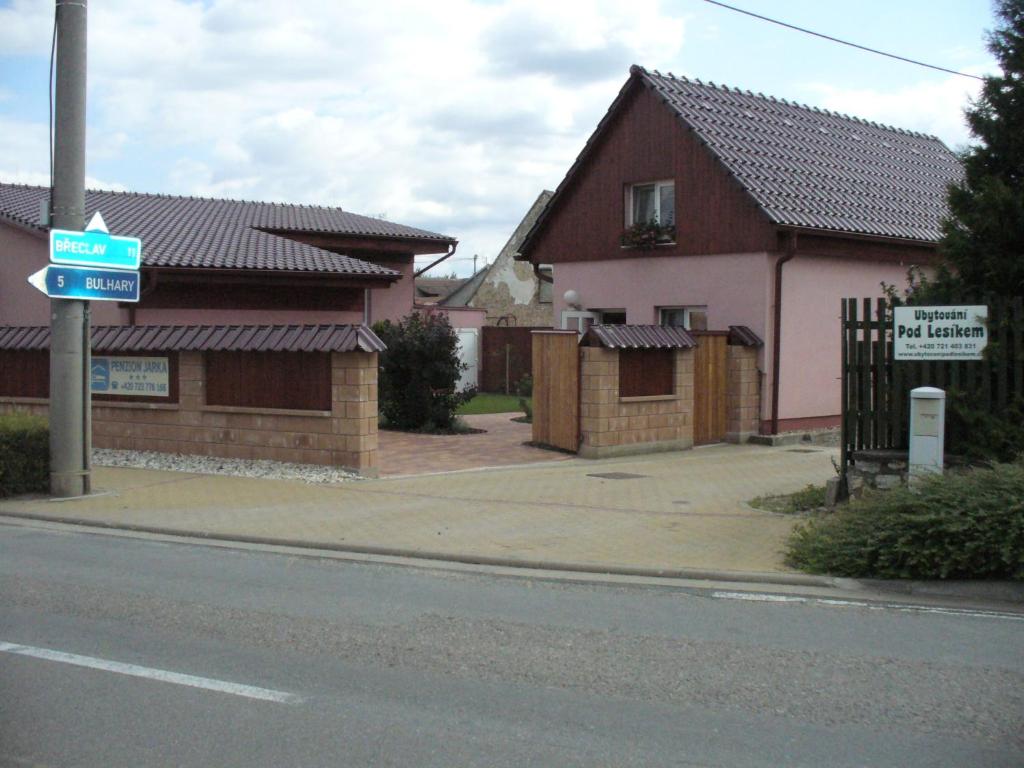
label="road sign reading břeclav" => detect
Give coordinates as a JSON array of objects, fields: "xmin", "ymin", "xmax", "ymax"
[
  {"xmin": 28, "ymin": 265, "xmax": 140, "ymax": 303},
  {"xmin": 49, "ymin": 211, "xmax": 141, "ymax": 270}
]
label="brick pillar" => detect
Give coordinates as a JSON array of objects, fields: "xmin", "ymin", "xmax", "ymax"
[
  {"xmin": 674, "ymin": 348, "xmax": 695, "ymax": 447},
  {"xmin": 331, "ymin": 351, "xmax": 378, "ymax": 476},
  {"xmin": 726, "ymin": 346, "xmax": 760, "ymax": 443},
  {"xmin": 578, "ymin": 347, "xmax": 618, "ymax": 453}
]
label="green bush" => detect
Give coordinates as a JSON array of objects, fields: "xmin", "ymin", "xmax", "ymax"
[
  {"xmin": 786, "ymin": 460, "xmax": 1024, "ymax": 580},
  {"xmin": 373, "ymin": 312, "xmax": 474, "ymax": 431},
  {"xmin": 0, "ymin": 412, "xmax": 49, "ymax": 497}
]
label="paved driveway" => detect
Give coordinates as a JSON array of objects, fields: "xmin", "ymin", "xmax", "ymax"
[
  {"xmin": 377, "ymin": 413, "xmax": 573, "ymax": 477},
  {"xmin": 0, "ymin": 443, "xmax": 839, "ymax": 574}
]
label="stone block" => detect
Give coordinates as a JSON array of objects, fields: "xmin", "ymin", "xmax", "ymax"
[
  {"xmin": 874, "ymin": 473, "xmax": 904, "ymax": 490},
  {"xmin": 332, "ymin": 384, "xmax": 364, "ymax": 403}
]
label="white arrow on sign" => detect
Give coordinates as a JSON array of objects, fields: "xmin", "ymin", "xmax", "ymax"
[
  {"xmin": 27, "ymin": 266, "xmax": 47, "ymax": 294},
  {"xmin": 85, "ymin": 211, "xmax": 108, "ymax": 234}
]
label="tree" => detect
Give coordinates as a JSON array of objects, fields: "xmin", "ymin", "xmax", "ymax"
[
  {"xmin": 373, "ymin": 312, "xmax": 473, "ymax": 431},
  {"xmin": 924, "ymin": 0, "xmax": 1024, "ymax": 301}
]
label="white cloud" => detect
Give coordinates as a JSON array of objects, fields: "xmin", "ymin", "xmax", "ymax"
[
  {"xmin": 8, "ymin": 0, "xmax": 989, "ymax": 279},
  {"xmin": 17, "ymin": 0, "xmax": 687, "ymax": 272}
]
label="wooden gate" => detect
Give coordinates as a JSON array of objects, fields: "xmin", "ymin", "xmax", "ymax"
[
  {"xmin": 692, "ymin": 332, "xmax": 728, "ymax": 445},
  {"xmin": 531, "ymin": 331, "xmax": 579, "ymax": 451}
]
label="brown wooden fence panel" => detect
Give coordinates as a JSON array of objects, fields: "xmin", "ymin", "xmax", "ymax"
[
  {"xmin": 531, "ymin": 331, "xmax": 579, "ymax": 451},
  {"xmin": 206, "ymin": 351, "xmax": 331, "ymax": 411},
  {"xmin": 480, "ymin": 326, "xmax": 548, "ymax": 393},
  {"xmin": 692, "ymin": 333, "xmax": 728, "ymax": 445},
  {"xmin": 0, "ymin": 350, "xmax": 49, "ymax": 398},
  {"xmin": 841, "ymin": 296, "xmax": 1023, "ymax": 480}
]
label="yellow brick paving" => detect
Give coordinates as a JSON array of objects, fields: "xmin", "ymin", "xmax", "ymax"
[{"xmin": 0, "ymin": 444, "xmax": 837, "ymax": 574}]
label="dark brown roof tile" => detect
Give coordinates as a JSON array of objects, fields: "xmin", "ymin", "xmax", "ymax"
[{"xmin": 0, "ymin": 183, "xmax": 455, "ymax": 277}]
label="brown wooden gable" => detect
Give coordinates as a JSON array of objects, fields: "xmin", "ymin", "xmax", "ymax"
[{"xmin": 524, "ymin": 82, "xmax": 777, "ymax": 265}]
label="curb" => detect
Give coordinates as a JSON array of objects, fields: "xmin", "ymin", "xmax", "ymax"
[
  {"xmin": 3, "ymin": 511, "xmax": 1021, "ymax": 606},
  {"xmin": 0, "ymin": 509, "xmax": 835, "ymax": 588}
]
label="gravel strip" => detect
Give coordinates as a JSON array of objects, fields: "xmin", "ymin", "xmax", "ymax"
[{"xmin": 92, "ymin": 449, "xmax": 362, "ymax": 485}]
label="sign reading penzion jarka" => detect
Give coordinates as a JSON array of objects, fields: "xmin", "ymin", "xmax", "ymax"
[
  {"xmin": 893, "ymin": 305, "xmax": 988, "ymax": 360},
  {"xmin": 91, "ymin": 356, "xmax": 170, "ymax": 397},
  {"xmin": 49, "ymin": 211, "xmax": 141, "ymax": 270}
]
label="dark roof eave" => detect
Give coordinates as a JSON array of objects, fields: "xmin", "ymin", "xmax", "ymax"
[
  {"xmin": 144, "ymin": 264, "xmax": 401, "ymax": 285},
  {"xmin": 0, "ymin": 324, "xmax": 387, "ymax": 353},
  {"xmin": 263, "ymin": 228, "xmax": 457, "ymax": 255},
  {"xmin": 0, "ymin": 213, "xmax": 47, "ymax": 238},
  {"xmin": 776, "ymin": 225, "xmax": 941, "ymax": 251}
]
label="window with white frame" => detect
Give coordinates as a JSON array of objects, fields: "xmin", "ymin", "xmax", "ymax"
[
  {"xmin": 659, "ymin": 306, "xmax": 707, "ymax": 331},
  {"xmin": 629, "ymin": 181, "xmax": 675, "ymax": 228},
  {"xmin": 537, "ymin": 266, "xmax": 553, "ymax": 303}
]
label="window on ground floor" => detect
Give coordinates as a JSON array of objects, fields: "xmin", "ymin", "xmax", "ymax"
[
  {"xmin": 659, "ymin": 306, "xmax": 707, "ymax": 331},
  {"xmin": 597, "ymin": 309, "xmax": 627, "ymax": 325}
]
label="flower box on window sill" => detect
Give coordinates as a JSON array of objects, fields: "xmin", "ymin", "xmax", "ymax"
[{"xmin": 620, "ymin": 221, "xmax": 676, "ymax": 249}]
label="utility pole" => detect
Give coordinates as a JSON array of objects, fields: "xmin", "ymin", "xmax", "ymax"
[{"xmin": 49, "ymin": 0, "xmax": 89, "ymax": 497}]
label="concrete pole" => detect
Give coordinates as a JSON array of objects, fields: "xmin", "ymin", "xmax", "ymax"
[{"xmin": 49, "ymin": 0, "xmax": 89, "ymax": 497}]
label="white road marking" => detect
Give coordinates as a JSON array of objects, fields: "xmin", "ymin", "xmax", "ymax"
[
  {"xmin": 0, "ymin": 641, "xmax": 303, "ymax": 704},
  {"xmin": 709, "ymin": 591, "xmax": 1024, "ymax": 621}
]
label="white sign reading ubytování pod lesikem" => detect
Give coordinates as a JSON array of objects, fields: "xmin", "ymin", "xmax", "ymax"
[{"xmin": 893, "ymin": 305, "xmax": 988, "ymax": 360}]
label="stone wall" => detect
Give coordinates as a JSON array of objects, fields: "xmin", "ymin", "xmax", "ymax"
[
  {"xmin": 847, "ymin": 449, "xmax": 908, "ymax": 495},
  {"xmin": 470, "ymin": 263, "xmax": 554, "ymax": 327},
  {"xmin": 0, "ymin": 350, "xmax": 378, "ymax": 474},
  {"xmin": 578, "ymin": 347, "xmax": 695, "ymax": 458},
  {"xmin": 726, "ymin": 345, "xmax": 760, "ymax": 443}
]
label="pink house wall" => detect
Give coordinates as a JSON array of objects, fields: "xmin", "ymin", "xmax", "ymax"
[
  {"xmin": 776, "ymin": 256, "xmax": 913, "ymax": 423},
  {"xmin": 367, "ymin": 260, "xmax": 415, "ymax": 324},
  {"xmin": 553, "ymin": 252, "xmax": 772, "ymax": 332},
  {"xmin": 132, "ymin": 307, "xmax": 365, "ymax": 325},
  {"xmin": 555, "ymin": 251, "xmax": 919, "ymax": 428}
]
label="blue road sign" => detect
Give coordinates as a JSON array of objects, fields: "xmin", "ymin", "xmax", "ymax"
[
  {"xmin": 49, "ymin": 212, "xmax": 142, "ymax": 270},
  {"xmin": 27, "ymin": 265, "xmax": 140, "ymax": 303}
]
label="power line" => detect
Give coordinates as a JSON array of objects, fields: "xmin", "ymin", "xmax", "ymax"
[{"xmin": 703, "ymin": 0, "xmax": 984, "ymax": 81}]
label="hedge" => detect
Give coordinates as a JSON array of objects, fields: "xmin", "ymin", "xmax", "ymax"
[
  {"xmin": 786, "ymin": 459, "xmax": 1024, "ymax": 580},
  {"xmin": 0, "ymin": 412, "xmax": 49, "ymax": 497}
]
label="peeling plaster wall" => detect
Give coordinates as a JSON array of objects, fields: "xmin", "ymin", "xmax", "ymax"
[{"xmin": 466, "ymin": 191, "xmax": 554, "ymax": 327}]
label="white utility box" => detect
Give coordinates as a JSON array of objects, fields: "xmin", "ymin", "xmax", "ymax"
[{"xmin": 909, "ymin": 387, "xmax": 945, "ymax": 481}]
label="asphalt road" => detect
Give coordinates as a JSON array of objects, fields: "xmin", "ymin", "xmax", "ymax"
[{"xmin": 1, "ymin": 523, "xmax": 1022, "ymax": 767}]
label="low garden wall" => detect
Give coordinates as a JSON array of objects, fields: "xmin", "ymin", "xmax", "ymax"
[
  {"xmin": 0, "ymin": 350, "xmax": 378, "ymax": 474},
  {"xmin": 578, "ymin": 346, "xmax": 695, "ymax": 458}
]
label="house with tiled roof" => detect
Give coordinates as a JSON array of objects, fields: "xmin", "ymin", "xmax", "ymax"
[
  {"xmin": 516, "ymin": 65, "xmax": 962, "ymax": 436},
  {"xmin": 0, "ymin": 184, "xmax": 458, "ymax": 473},
  {"xmin": 0, "ymin": 183, "xmax": 455, "ymax": 328}
]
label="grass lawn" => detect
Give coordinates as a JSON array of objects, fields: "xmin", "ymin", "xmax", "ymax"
[{"xmin": 457, "ymin": 392, "xmax": 529, "ymax": 415}]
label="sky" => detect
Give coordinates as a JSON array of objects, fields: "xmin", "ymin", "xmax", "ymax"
[{"xmin": 0, "ymin": 0, "xmax": 999, "ymax": 276}]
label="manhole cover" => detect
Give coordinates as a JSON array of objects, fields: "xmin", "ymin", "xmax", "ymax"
[
  {"xmin": 587, "ymin": 472, "xmax": 649, "ymax": 480},
  {"xmin": 787, "ymin": 449, "xmax": 820, "ymax": 453}
]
